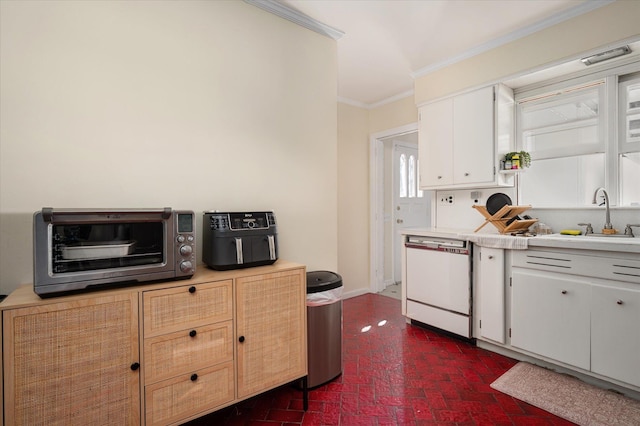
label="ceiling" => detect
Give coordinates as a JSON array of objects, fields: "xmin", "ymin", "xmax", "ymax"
[{"xmin": 270, "ymin": 0, "xmax": 614, "ymax": 108}]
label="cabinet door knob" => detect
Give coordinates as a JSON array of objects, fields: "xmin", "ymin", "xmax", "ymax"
[
  {"xmin": 189, "ymin": 330, "xmax": 197, "ymax": 337},
  {"xmin": 561, "ymin": 290, "xmax": 567, "ymax": 295},
  {"xmin": 130, "ymin": 362, "xmax": 140, "ymax": 371},
  {"xmin": 617, "ymin": 300, "xmax": 623, "ymax": 305},
  {"xmin": 190, "ymin": 373, "xmax": 198, "ymax": 381},
  {"xmin": 239, "ymin": 335, "xmax": 245, "ymax": 343},
  {"xmin": 488, "ymin": 255, "xmax": 494, "ymax": 259},
  {"xmin": 464, "ymin": 172, "xmax": 469, "ymax": 177},
  {"xmin": 437, "ymin": 175, "xmax": 442, "ymax": 179},
  {"xmin": 188, "ymin": 286, "xmax": 196, "ymax": 294}
]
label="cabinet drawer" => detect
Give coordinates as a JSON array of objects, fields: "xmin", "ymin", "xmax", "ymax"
[
  {"xmin": 512, "ymin": 249, "xmax": 640, "ymax": 284},
  {"xmin": 144, "ymin": 321, "xmax": 233, "ymax": 385},
  {"xmin": 143, "ymin": 280, "xmax": 232, "ymax": 337},
  {"xmin": 145, "ymin": 362, "xmax": 234, "ymax": 426}
]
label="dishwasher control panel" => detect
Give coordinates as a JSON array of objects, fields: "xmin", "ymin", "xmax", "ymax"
[{"xmin": 405, "ymin": 236, "xmax": 469, "ymax": 254}]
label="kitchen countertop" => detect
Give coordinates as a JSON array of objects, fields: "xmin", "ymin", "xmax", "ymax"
[
  {"xmin": 402, "ymin": 228, "xmax": 640, "ymax": 253},
  {"xmin": 401, "ymin": 227, "xmax": 474, "ymax": 239},
  {"xmin": 529, "ymin": 234, "xmax": 640, "ymax": 254}
]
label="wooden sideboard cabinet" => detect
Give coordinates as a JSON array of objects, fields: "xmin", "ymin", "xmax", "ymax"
[
  {"xmin": 2, "ymin": 292, "xmax": 141, "ymax": 425},
  {"xmin": 236, "ymin": 269, "xmax": 307, "ymax": 399},
  {"xmin": 142, "ymin": 280, "xmax": 235, "ymax": 425},
  {"xmin": 0, "ymin": 261, "xmax": 307, "ymax": 426}
]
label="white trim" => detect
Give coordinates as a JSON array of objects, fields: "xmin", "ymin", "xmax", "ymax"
[
  {"xmin": 339, "ymin": 90, "xmax": 415, "ymax": 110},
  {"xmin": 244, "ymin": 0, "xmax": 344, "ymax": 40},
  {"xmin": 337, "ymin": 97, "xmax": 370, "ymax": 109},
  {"xmin": 411, "ymin": 0, "xmax": 613, "ymax": 79},
  {"xmin": 369, "ymin": 123, "xmax": 418, "ymax": 295},
  {"xmin": 368, "ymin": 90, "xmax": 415, "ymax": 110}
]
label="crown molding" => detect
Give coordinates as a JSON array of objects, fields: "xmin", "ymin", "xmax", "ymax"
[
  {"xmin": 339, "ymin": 90, "xmax": 414, "ymax": 110},
  {"xmin": 412, "ymin": 0, "xmax": 615, "ymax": 79},
  {"xmin": 245, "ymin": 0, "xmax": 344, "ymax": 40}
]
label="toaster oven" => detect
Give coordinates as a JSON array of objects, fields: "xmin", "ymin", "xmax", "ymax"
[{"xmin": 33, "ymin": 208, "xmax": 196, "ymax": 297}]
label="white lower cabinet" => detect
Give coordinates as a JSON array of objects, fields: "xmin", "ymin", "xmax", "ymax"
[
  {"xmin": 475, "ymin": 247, "xmax": 506, "ymax": 343},
  {"xmin": 591, "ymin": 282, "xmax": 640, "ymax": 387},
  {"xmin": 510, "ymin": 249, "xmax": 640, "ymax": 389},
  {"xmin": 511, "ymin": 268, "xmax": 591, "ymax": 370}
]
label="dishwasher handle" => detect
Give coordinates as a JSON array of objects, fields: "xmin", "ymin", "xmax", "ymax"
[{"xmin": 405, "ymin": 242, "xmax": 469, "ymax": 255}]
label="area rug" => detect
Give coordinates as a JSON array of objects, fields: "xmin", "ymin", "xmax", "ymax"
[{"xmin": 490, "ymin": 362, "xmax": 640, "ymax": 426}]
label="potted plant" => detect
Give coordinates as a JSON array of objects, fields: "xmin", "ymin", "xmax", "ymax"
[{"xmin": 504, "ymin": 151, "xmax": 531, "ymax": 169}]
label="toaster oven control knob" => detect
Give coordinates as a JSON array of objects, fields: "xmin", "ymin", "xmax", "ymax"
[
  {"xmin": 179, "ymin": 245, "xmax": 193, "ymax": 256},
  {"xmin": 177, "ymin": 235, "xmax": 185, "ymax": 243},
  {"xmin": 181, "ymin": 261, "xmax": 194, "ymax": 273}
]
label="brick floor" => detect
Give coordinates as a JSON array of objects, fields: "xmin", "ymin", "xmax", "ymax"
[{"xmin": 184, "ymin": 293, "xmax": 574, "ymax": 425}]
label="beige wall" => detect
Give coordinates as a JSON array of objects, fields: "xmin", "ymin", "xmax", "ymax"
[
  {"xmin": 338, "ymin": 96, "xmax": 418, "ymax": 296},
  {"xmin": 337, "ymin": 103, "xmax": 369, "ymax": 295},
  {"xmin": 415, "ymin": 0, "xmax": 640, "ymax": 104},
  {"xmin": 369, "ymin": 96, "xmax": 419, "ymax": 134},
  {"xmin": 0, "ymin": 1, "xmax": 338, "ymax": 295}
]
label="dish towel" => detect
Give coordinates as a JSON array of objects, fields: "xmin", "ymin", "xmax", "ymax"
[{"xmin": 459, "ymin": 233, "xmax": 529, "ymax": 250}]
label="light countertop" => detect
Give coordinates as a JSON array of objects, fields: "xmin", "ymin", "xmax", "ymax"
[{"xmin": 401, "ymin": 228, "xmax": 640, "ymax": 254}]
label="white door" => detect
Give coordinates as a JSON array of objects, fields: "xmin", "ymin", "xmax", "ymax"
[{"xmin": 393, "ymin": 142, "xmax": 430, "ymax": 284}]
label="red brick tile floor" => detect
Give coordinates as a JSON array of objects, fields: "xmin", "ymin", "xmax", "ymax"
[{"xmin": 184, "ymin": 293, "xmax": 574, "ymax": 425}]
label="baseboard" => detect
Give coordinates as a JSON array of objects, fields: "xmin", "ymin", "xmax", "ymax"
[{"xmin": 341, "ymin": 288, "xmax": 371, "ymax": 300}]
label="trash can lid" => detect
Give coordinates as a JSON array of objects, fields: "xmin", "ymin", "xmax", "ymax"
[{"xmin": 306, "ymin": 270, "xmax": 342, "ymax": 293}]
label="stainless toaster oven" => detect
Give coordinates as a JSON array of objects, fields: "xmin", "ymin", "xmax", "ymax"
[{"xmin": 33, "ymin": 208, "xmax": 196, "ymax": 297}]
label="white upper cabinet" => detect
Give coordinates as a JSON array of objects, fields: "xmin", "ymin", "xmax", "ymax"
[
  {"xmin": 419, "ymin": 85, "xmax": 514, "ymax": 189},
  {"xmin": 419, "ymin": 97, "xmax": 454, "ymax": 186}
]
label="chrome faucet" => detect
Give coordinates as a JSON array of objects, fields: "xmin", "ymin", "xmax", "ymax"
[{"xmin": 592, "ymin": 187, "xmax": 613, "ymax": 230}]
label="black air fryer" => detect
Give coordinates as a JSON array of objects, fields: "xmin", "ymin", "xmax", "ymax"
[{"xmin": 202, "ymin": 211, "xmax": 278, "ymax": 270}]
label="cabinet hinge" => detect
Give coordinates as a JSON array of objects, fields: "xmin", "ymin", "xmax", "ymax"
[
  {"xmin": 509, "ymin": 328, "xmax": 511, "ymax": 338},
  {"xmin": 509, "ymin": 277, "xmax": 512, "ymax": 287},
  {"xmin": 479, "ymin": 319, "xmax": 482, "ymax": 329}
]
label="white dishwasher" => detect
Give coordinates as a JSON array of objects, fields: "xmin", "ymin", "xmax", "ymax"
[{"xmin": 405, "ymin": 236, "xmax": 472, "ymax": 338}]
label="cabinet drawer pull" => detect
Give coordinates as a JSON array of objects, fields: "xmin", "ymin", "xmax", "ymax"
[
  {"xmin": 188, "ymin": 286, "xmax": 196, "ymax": 294},
  {"xmin": 189, "ymin": 330, "xmax": 197, "ymax": 337},
  {"xmin": 488, "ymin": 255, "xmax": 494, "ymax": 259},
  {"xmin": 239, "ymin": 335, "xmax": 245, "ymax": 343},
  {"xmin": 561, "ymin": 290, "xmax": 567, "ymax": 295},
  {"xmin": 437, "ymin": 175, "xmax": 442, "ymax": 179},
  {"xmin": 190, "ymin": 373, "xmax": 198, "ymax": 381},
  {"xmin": 617, "ymin": 300, "xmax": 624, "ymax": 305},
  {"xmin": 130, "ymin": 362, "xmax": 140, "ymax": 371}
]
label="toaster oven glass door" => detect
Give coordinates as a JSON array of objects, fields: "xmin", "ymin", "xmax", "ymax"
[{"xmin": 50, "ymin": 221, "xmax": 165, "ymax": 275}]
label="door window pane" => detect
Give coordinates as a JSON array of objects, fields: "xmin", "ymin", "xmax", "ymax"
[
  {"xmin": 399, "ymin": 154, "xmax": 407, "ymax": 198},
  {"xmin": 408, "ymin": 155, "xmax": 416, "ymax": 198}
]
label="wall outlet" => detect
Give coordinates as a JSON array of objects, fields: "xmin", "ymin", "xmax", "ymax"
[{"xmin": 439, "ymin": 194, "xmax": 455, "ymax": 205}]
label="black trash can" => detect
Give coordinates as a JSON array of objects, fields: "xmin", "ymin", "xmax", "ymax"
[{"xmin": 306, "ymin": 271, "xmax": 343, "ymax": 388}]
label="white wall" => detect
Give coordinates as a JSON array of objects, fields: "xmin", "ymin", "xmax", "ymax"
[{"xmin": 0, "ymin": 1, "xmax": 338, "ymax": 295}]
